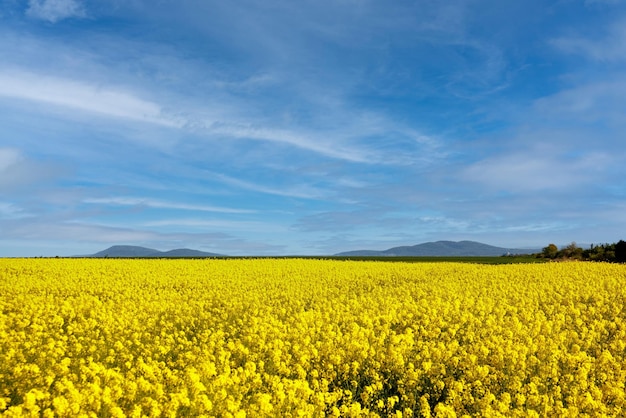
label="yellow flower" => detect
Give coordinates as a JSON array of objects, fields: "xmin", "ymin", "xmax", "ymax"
[{"xmin": 2, "ymin": 258, "xmax": 626, "ymax": 417}]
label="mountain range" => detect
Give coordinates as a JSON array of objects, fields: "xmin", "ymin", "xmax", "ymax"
[
  {"xmin": 90, "ymin": 245, "xmax": 223, "ymax": 257},
  {"xmin": 87, "ymin": 241, "xmax": 539, "ymax": 258},
  {"xmin": 334, "ymin": 240, "xmax": 540, "ymax": 257}
]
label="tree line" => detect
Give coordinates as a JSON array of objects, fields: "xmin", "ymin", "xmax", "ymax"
[{"xmin": 538, "ymin": 240, "xmax": 626, "ymax": 262}]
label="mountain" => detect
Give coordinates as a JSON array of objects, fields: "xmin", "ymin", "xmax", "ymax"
[
  {"xmin": 91, "ymin": 245, "xmax": 160, "ymax": 257},
  {"xmin": 91, "ymin": 245, "xmax": 223, "ymax": 257},
  {"xmin": 334, "ymin": 240, "xmax": 539, "ymax": 257},
  {"xmin": 160, "ymin": 248, "xmax": 222, "ymax": 257}
]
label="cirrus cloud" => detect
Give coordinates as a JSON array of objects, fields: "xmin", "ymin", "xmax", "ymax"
[{"xmin": 26, "ymin": 0, "xmax": 86, "ymax": 23}]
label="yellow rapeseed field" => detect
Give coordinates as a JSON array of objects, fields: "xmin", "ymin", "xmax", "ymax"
[{"xmin": 1, "ymin": 259, "xmax": 626, "ymax": 417}]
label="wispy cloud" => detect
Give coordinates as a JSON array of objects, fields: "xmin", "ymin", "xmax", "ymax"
[
  {"xmin": 1, "ymin": 219, "xmax": 158, "ymax": 243},
  {"xmin": 463, "ymin": 149, "xmax": 611, "ymax": 192},
  {"xmin": 0, "ymin": 65, "xmax": 436, "ymax": 165},
  {"xmin": 0, "ymin": 69, "xmax": 181, "ymax": 127},
  {"xmin": 26, "ymin": 0, "xmax": 85, "ymax": 22},
  {"xmin": 0, "ymin": 148, "xmax": 21, "ymax": 171},
  {"xmin": 585, "ymin": 0, "xmax": 623, "ymax": 5},
  {"xmin": 211, "ymin": 172, "xmax": 328, "ymax": 200},
  {"xmin": 294, "ymin": 207, "xmax": 416, "ymax": 233},
  {"xmin": 143, "ymin": 218, "xmax": 287, "ymax": 233},
  {"xmin": 550, "ymin": 18, "xmax": 626, "ymax": 62},
  {"xmin": 83, "ymin": 197, "xmax": 256, "ymax": 214},
  {"xmin": 0, "ymin": 202, "xmax": 28, "ymax": 220},
  {"xmin": 208, "ymin": 124, "xmax": 372, "ymax": 163},
  {"xmin": 533, "ymin": 80, "xmax": 626, "ymax": 127},
  {"xmin": 0, "ymin": 147, "xmax": 63, "ymax": 191}
]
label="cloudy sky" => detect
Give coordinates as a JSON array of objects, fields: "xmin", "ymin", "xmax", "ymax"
[{"xmin": 1, "ymin": 0, "xmax": 625, "ymax": 256}]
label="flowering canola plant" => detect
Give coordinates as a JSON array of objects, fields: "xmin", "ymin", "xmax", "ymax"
[{"xmin": 1, "ymin": 258, "xmax": 626, "ymax": 417}]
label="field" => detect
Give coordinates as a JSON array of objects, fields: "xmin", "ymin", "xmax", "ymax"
[
  {"xmin": 312, "ymin": 256, "xmax": 546, "ymax": 264},
  {"xmin": 1, "ymin": 259, "xmax": 626, "ymax": 417}
]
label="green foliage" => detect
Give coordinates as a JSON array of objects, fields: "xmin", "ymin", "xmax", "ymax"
[
  {"xmin": 562, "ymin": 242, "xmax": 584, "ymax": 260},
  {"xmin": 537, "ymin": 240, "xmax": 625, "ymax": 262},
  {"xmin": 583, "ymin": 243, "xmax": 616, "ymax": 262},
  {"xmin": 541, "ymin": 244, "xmax": 559, "ymax": 259}
]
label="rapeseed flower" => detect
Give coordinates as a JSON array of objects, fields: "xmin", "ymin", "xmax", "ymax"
[{"xmin": 1, "ymin": 259, "xmax": 626, "ymax": 416}]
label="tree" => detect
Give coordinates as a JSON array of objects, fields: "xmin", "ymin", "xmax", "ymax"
[
  {"xmin": 542, "ymin": 243, "xmax": 559, "ymax": 259},
  {"xmin": 616, "ymin": 240, "xmax": 626, "ymax": 263},
  {"xmin": 584, "ymin": 243, "xmax": 610, "ymax": 261},
  {"xmin": 562, "ymin": 242, "xmax": 583, "ymax": 259}
]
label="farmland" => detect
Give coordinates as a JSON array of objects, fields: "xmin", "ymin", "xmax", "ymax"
[{"xmin": 1, "ymin": 259, "xmax": 626, "ymax": 416}]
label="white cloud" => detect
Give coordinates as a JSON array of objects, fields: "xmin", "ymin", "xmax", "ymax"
[
  {"xmin": 83, "ymin": 197, "xmax": 256, "ymax": 214},
  {"xmin": 0, "ymin": 148, "xmax": 62, "ymax": 191},
  {"xmin": 0, "ymin": 202, "xmax": 28, "ymax": 219},
  {"xmin": 0, "ymin": 69, "xmax": 181, "ymax": 127},
  {"xmin": 143, "ymin": 218, "xmax": 287, "ymax": 232},
  {"xmin": 207, "ymin": 123, "xmax": 372, "ymax": 163},
  {"xmin": 0, "ymin": 66, "xmax": 434, "ymax": 164},
  {"xmin": 551, "ymin": 19, "xmax": 626, "ymax": 62},
  {"xmin": 499, "ymin": 223, "xmax": 569, "ymax": 233},
  {"xmin": 0, "ymin": 148, "xmax": 22, "ymax": 172},
  {"xmin": 211, "ymin": 172, "xmax": 327, "ymax": 200},
  {"xmin": 201, "ymin": 114, "xmax": 445, "ymax": 166},
  {"xmin": 2, "ymin": 220, "xmax": 160, "ymax": 243},
  {"xmin": 584, "ymin": 0, "xmax": 623, "ymax": 5},
  {"xmin": 26, "ymin": 0, "xmax": 86, "ymax": 23},
  {"xmin": 463, "ymin": 150, "xmax": 611, "ymax": 192},
  {"xmin": 533, "ymin": 81, "xmax": 626, "ymax": 125}
]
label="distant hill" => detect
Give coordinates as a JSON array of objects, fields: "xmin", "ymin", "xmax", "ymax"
[
  {"xmin": 91, "ymin": 245, "xmax": 223, "ymax": 257},
  {"xmin": 335, "ymin": 240, "xmax": 539, "ymax": 257},
  {"xmin": 160, "ymin": 248, "xmax": 222, "ymax": 257}
]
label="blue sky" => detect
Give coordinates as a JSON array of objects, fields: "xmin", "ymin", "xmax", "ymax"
[{"xmin": 1, "ymin": 0, "xmax": 625, "ymax": 256}]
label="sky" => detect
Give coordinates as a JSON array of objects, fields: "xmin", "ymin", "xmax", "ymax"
[{"xmin": 1, "ymin": 0, "xmax": 625, "ymax": 256}]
